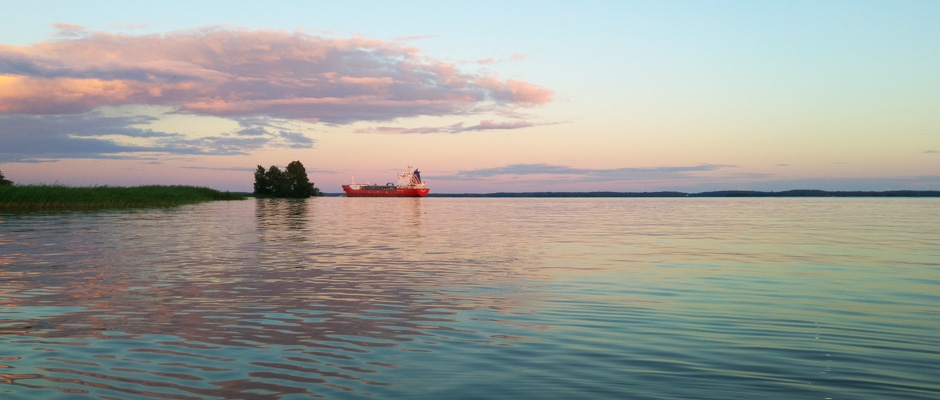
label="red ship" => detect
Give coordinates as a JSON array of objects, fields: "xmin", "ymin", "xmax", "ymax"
[{"xmin": 342, "ymin": 167, "xmax": 430, "ymax": 197}]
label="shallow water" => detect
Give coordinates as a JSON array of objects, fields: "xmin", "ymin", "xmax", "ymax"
[{"xmin": 1, "ymin": 198, "xmax": 938, "ymax": 399}]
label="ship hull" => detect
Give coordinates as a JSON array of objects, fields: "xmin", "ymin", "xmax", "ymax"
[{"xmin": 342, "ymin": 185, "xmax": 429, "ymax": 197}]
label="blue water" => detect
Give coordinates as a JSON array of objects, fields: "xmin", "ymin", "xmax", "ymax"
[{"xmin": 1, "ymin": 198, "xmax": 938, "ymax": 399}]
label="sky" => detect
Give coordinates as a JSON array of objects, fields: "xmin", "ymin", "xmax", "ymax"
[{"xmin": 1, "ymin": 0, "xmax": 938, "ymax": 193}]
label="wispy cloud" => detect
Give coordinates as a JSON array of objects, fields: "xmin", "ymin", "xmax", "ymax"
[
  {"xmin": 925, "ymin": 150, "xmax": 938, "ymax": 154},
  {"xmin": 472, "ymin": 54, "xmax": 528, "ymax": 65},
  {"xmin": 181, "ymin": 166, "xmax": 258, "ymax": 172},
  {"xmin": 460, "ymin": 120, "xmax": 545, "ymax": 132},
  {"xmin": 276, "ymin": 131, "xmax": 316, "ymax": 148},
  {"xmin": 109, "ymin": 23, "xmax": 154, "ymax": 31},
  {"xmin": 355, "ymin": 119, "xmax": 554, "ymax": 134},
  {"xmin": 433, "ymin": 163, "xmax": 737, "ymax": 182},
  {"xmin": 49, "ymin": 22, "xmax": 88, "ymax": 38}
]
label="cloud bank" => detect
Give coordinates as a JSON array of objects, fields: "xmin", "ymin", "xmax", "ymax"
[
  {"xmin": 434, "ymin": 163, "xmax": 738, "ymax": 182},
  {"xmin": 0, "ymin": 24, "xmax": 552, "ymax": 161},
  {"xmin": 0, "ymin": 25, "xmax": 552, "ymax": 122},
  {"xmin": 429, "ymin": 163, "xmax": 940, "ymax": 192}
]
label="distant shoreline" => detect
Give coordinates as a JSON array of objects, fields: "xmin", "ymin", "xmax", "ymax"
[{"xmin": 319, "ymin": 190, "xmax": 940, "ymax": 197}]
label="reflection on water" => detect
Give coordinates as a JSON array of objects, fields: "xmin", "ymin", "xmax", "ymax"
[{"xmin": 1, "ymin": 198, "xmax": 939, "ymax": 399}]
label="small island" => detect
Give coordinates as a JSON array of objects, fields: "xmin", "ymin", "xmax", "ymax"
[
  {"xmin": 252, "ymin": 161, "xmax": 321, "ymax": 198},
  {"xmin": 0, "ymin": 161, "xmax": 324, "ymax": 211}
]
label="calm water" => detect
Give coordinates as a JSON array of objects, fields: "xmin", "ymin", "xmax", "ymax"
[{"xmin": 1, "ymin": 198, "xmax": 938, "ymax": 399}]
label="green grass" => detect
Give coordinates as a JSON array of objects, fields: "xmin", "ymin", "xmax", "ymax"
[{"xmin": 0, "ymin": 185, "xmax": 247, "ymax": 210}]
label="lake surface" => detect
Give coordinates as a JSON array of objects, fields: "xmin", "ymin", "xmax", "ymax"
[{"xmin": 1, "ymin": 198, "xmax": 938, "ymax": 399}]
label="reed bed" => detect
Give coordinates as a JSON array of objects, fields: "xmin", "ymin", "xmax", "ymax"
[{"xmin": 0, "ymin": 185, "xmax": 246, "ymax": 210}]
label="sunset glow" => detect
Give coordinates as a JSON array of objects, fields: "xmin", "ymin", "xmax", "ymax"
[{"xmin": 1, "ymin": 1, "xmax": 938, "ymax": 192}]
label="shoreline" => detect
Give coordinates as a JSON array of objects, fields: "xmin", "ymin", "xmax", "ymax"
[{"xmin": 0, "ymin": 185, "xmax": 246, "ymax": 211}]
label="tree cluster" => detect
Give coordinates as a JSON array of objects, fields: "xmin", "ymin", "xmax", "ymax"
[
  {"xmin": 0, "ymin": 170, "xmax": 12, "ymax": 186},
  {"xmin": 254, "ymin": 161, "xmax": 320, "ymax": 198}
]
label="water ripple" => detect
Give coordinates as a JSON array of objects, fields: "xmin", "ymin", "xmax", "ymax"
[{"xmin": 1, "ymin": 198, "xmax": 938, "ymax": 399}]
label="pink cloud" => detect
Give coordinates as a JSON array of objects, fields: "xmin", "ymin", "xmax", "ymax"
[
  {"xmin": 0, "ymin": 75, "xmax": 197, "ymax": 114},
  {"xmin": 0, "ymin": 26, "xmax": 553, "ymax": 124},
  {"xmin": 473, "ymin": 77, "xmax": 553, "ymax": 105}
]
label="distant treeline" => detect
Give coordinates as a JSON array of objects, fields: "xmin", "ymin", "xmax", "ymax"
[{"xmin": 425, "ymin": 190, "xmax": 940, "ymax": 198}]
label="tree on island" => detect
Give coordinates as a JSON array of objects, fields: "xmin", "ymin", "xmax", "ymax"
[
  {"xmin": 253, "ymin": 166, "xmax": 272, "ymax": 195},
  {"xmin": 0, "ymin": 170, "xmax": 13, "ymax": 186},
  {"xmin": 253, "ymin": 161, "xmax": 320, "ymax": 198}
]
